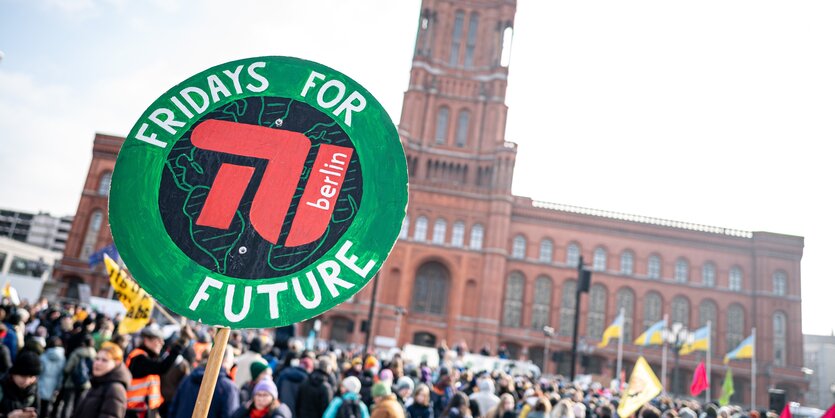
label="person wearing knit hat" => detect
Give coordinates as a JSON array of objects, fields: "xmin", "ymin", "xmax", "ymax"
[
  {"xmin": 240, "ymin": 359, "xmax": 273, "ymax": 404},
  {"xmin": 322, "ymin": 376, "xmax": 370, "ymax": 418},
  {"xmin": 371, "ymin": 381, "xmax": 405, "ymax": 418},
  {"xmin": 231, "ymin": 378, "xmax": 292, "ymax": 418},
  {"xmin": 0, "ymin": 350, "xmax": 41, "ymax": 416}
]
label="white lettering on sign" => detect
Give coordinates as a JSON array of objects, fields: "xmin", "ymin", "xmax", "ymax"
[
  {"xmin": 186, "ymin": 240, "xmax": 375, "ymax": 322},
  {"xmin": 133, "ymin": 61, "xmax": 269, "ymax": 149},
  {"xmin": 300, "ymin": 70, "xmax": 366, "ymax": 127}
]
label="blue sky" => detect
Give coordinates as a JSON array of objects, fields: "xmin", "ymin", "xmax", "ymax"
[{"xmin": 1, "ymin": 0, "xmax": 834, "ymax": 336}]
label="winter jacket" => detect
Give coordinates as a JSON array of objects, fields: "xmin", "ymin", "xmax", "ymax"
[
  {"xmin": 371, "ymin": 394, "xmax": 406, "ymax": 418},
  {"xmin": 230, "ymin": 402, "xmax": 292, "ymax": 418},
  {"xmin": 38, "ymin": 346, "xmax": 66, "ymax": 400},
  {"xmin": 0, "ymin": 372, "xmax": 39, "ymax": 415},
  {"xmin": 63, "ymin": 346, "xmax": 97, "ymax": 390},
  {"xmin": 274, "ymin": 366, "xmax": 307, "ymax": 417},
  {"xmin": 0, "ymin": 344, "xmax": 10, "ymax": 375},
  {"xmin": 1, "ymin": 325, "xmax": 17, "ymax": 361},
  {"xmin": 408, "ymin": 403, "xmax": 434, "ymax": 418},
  {"xmin": 168, "ymin": 366, "xmax": 240, "ymax": 418},
  {"xmin": 322, "ymin": 392, "xmax": 371, "ymax": 418},
  {"xmin": 295, "ymin": 369, "xmax": 333, "ymax": 418},
  {"xmin": 71, "ymin": 363, "xmax": 131, "ymax": 418},
  {"xmin": 469, "ymin": 380, "xmax": 499, "ymax": 418}
]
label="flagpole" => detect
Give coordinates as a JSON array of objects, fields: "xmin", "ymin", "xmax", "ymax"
[
  {"xmin": 751, "ymin": 327, "xmax": 757, "ymax": 411},
  {"xmin": 706, "ymin": 320, "xmax": 712, "ymax": 403},
  {"xmin": 617, "ymin": 307, "xmax": 624, "ymax": 389},
  {"xmin": 662, "ymin": 314, "xmax": 668, "ymax": 393}
]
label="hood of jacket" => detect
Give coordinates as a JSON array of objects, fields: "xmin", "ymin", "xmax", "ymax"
[
  {"xmin": 43, "ymin": 346, "xmax": 65, "ymax": 362},
  {"xmin": 307, "ymin": 369, "xmax": 328, "ymax": 387},
  {"xmin": 188, "ymin": 366, "xmax": 230, "ymax": 384},
  {"xmin": 93, "ymin": 363, "xmax": 131, "ymax": 388},
  {"xmin": 279, "ymin": 366, "xmax": 308, "ymax": 384}
]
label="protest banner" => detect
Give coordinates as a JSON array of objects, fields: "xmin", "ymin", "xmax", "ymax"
[{"xmin": 103, "ymin": 254, "xmax": 154, "ymax": 334}]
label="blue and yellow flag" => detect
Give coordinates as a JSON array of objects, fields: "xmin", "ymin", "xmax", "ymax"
[
  {"xmin": 724, "ymin": 334, "xmax": 754, "ymax": 364},
  {"xmin": 679, "ymin": 325, "xmax": 710, "ymax": 355},
  {"xmin": 597, "ymin": 310, "xmax": 624, "ymax": 348},
  {"xmin": 634, "ymin": 319, "xmax": 666, "ymax": 346}
]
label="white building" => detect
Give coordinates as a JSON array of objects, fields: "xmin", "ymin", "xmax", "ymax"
[
  {"xmin": 0, "ymin": 236, "xmax": 63, "ymax": 303},
  {"xmin": 0, "ymin": 208, "xmax": 73, "ymax": 253},
  {"xmin": 804, "ymin": 334, "xmax": 835, "ymax": 408}
]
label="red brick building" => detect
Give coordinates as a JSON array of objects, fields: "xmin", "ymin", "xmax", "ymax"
[{"xmin": 53, "ymin": 0, "xmax": 806, "ymax": 407}]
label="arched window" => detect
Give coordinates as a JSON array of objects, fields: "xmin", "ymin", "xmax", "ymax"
[
  {"xmin": 671, "ymin": 296, "xmax": 690, "ymax": 328},
  {"xmin": 98, "ymin": 171, "xmax": 112, "ymax": 196},
  {"xmin": 643, "ymin": 291, "xmax": 663, "ymax": 328},
  {"xmin": 559, "ymin": 280, "xmax": 577, "ymax": 336},
  {"xmin": 539, "ymin": 239, "xmax": 553, "ymax": 263},
  {"xmin": 399, "ymin": 215, "xmax": 409, "ymax": 239},
  {"xmin": 729, "ymin": 266, "xmax": 743, "ymax": 291},
  {"xmin": 502, "ymin": 272, "xmax": 525, "ymax": 327},
  {"xmin": 329, "ymin": 316, "xmax": 354, "ymax": 343},
  {"xmin": 593, "ymin": 247, "xmax": 607, "ymax": 271},
  {"xmin": 464, "ymin": 13, "xmax": 479, "ymax": 67},
  {"xmin": 702, "ymin": 262, "xmax": 716, "ymax": 287},
  {"xmin": 531, "ymin": 276, "xmax": 552, "ymax": 330},
  {"xmin": 469, "ymin": 224, "xmax": 484, "ymax": 249},
  {"xmin": 499, "ymin": 26, "xmax": 513, "ymax": 67},
  {"xmin": 773, "ymin": 271, "xmax": 788, "ymax": 296},
  {"xmin": 450, "ymin": 11, "xmax": 465, "ymax": 65},
  {"xmin": 411, "ymin": 263, "xmax": 449, "ymax": 315},
  {"xmin": 413, "ymin": 331, "xmax": 437, "ymax": 347},
  {"xmin": 587, "ymin": 284, "xmax": 608, "ymax": 339},
  {"xmin": 616, "ymin": 288, "xmax": 635, "ymax": 341},
  {"xmin": 773, "ymin": 311, "xmax": 787, "ymax": 366},
  {"xmin": 455, "ymin": 110, "xmax": 469, "ymax": 147},
  {"xmin": 648, "ymin": 254, "xmax": 661, "ymax": 279},
  {"xmin": 620, "ymin": 251, "xmax": 634, "ymax": 275},
  {"xmin": 414, "ymin": 216, "xmax": 428, "ymax": 241},
  {"xmin": 80, "ymin": 210, "xmax": 103, "ymax": 259},
  {"xmin": 435, "ymin": 107, "xmax": 449, "ymax": 144},
  {"xmin": 726, "ymin": 304, "xmax": 746, "ymax": 351},
  {"xmin": 566, "ymin": 243, "xmax": 580, "ymax": 267},
  {"xmin": 675, "ymin": 258, "xmax": 689, "ymax": 283},
  {"xmin": 699, "ymin": 300, "xmax": 718, "ymax": 353},
  {"xmin": 451, "ymin": 221, "xmax": 465, "ymax": 247},
  {"xmin": 432, "ymin": 218, "xmax": 447, "ymax": 244},
  {"xmin": 511, "ymin": 235, "xmax": 526, "ymax": 259}
]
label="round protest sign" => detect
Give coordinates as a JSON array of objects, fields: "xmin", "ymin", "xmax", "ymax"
[{"xmin": 110, "ymin": 56, "xmax": 407, "ymax": 329}]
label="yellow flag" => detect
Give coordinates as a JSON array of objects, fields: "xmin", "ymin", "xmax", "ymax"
[
  {"xmin": 104, "ymin": 254, "xmax": 154, "ymax": 334},
  {"xmin": 617, "ymin": 356, "xmax": 663, "ymax": 418}
]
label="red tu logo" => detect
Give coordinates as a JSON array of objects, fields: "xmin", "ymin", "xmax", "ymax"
[{"xmin": 191, "ymin": 120, "xmax": 353, "ymax": 247}]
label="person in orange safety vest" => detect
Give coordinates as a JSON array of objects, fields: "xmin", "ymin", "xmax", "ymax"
[{"xmin": 125, "ymin": 327, "xmax": 188, "ymax": 418}]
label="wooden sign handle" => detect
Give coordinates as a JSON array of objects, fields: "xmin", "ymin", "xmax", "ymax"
[{"xmin": 191, "ymin": 327, "xmax": 231, "ymax": 418}]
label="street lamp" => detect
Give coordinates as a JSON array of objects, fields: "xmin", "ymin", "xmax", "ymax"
[
  {"xmin": 666, "ymin": 322, "xmax": 692, "ymax": 396},
  {"xmin": 543, "ymin": 326, "xmax": 555, "ymax": 375},
  {"xmin": 394, "ymin": 306, "xmax": 407, "ymax": 345}
]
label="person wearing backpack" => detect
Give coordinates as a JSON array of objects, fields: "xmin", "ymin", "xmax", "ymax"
[
  {"xmin": 323, "ymin": 376, "xmax": 370, "ymax": 418},
  {"xmin": 56, "ymin": 334, "xmax": 95, "ymax": 418}
]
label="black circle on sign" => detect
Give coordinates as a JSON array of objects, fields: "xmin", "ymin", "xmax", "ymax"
[{"xmin": 157, "ymin": 96, "xmax": 363, "ymax": 279}]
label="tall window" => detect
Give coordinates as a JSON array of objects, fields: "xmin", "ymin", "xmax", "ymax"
[
  {"xmin": 411, "ymin": 262, "xmax": 449, "ymax": 314},
  {"xmin": 414, "ymin": 216, "xmax": 428, "ymax": 241},
  {"xmin": 616, "ymin": 288, "xmax": 635, "ymax": 341},
  {"xmin": 566, "ymin": 243, "xmax": 580, "ymax": 267},
  {"xmin": 699, "ymin": 300, "xmax": 718, "ymax": 354},
  {"xmin": 593, "ymin": 247, "xmax": 607, "ymax": 271},
  {"xmin": 671, "ymin": 296, "xmax": 690, "ymax": 328},
  {"xmin": 559, "ymin": 280, "xmax": 577, "ymax": 336},
  {"xmin": 455, "ymin": 110, "xmax": 469, "ymax": 147},
  {"xmin": 643, "ymin": 291, "xmax": 663, "ymax": 328},
  {"xmin": 435, "ymin": 107, "xmax": 449, "ymax": 144},
  {"xmin": 539, "ymin": 239, "xmax": 553, "ymax": 263},
  {"xmin": 469, "ymin": 224, "xmax": 484, "ymax": 249},
  {"xmin": 432, "ymin": 218, "xmax": 447, "ymax": 244},
  {"xmin": 450, "ymin": 11, "xmax": 465, "ymax": 65},
  {"xmin": 451, "ymin": 221, "xmax": 465, "ymax": 247},
  {"xmin": 587, "ymin": 284, "xmax": 608, "ymax": 339},
  {"xmin": 648, "ymin": 255, "xmax": 661, "ymax": 279},
  {"xmin": 729, "ymin": 266, "xmax": 743, "ymax": 291},
  {"xmin": 98, "ymin": 171, "xmax": 112, "ymax": 196},
  {"xmin": 502, "ymin": 272, "xmax": 525, "ymax": 327},
  {"xmin": 464, "ymin": 13, "xmax": 479, "ymax": 67},
  {"xmin": 726, "ymin": 304, "xmax": 745, "ymax": 351},
  {"xmin": 674, "ymin": 258, "xmax": 689, "ymax": 283},
  {"xmin": 773, "ymin": 311, "xmax": 787, "ymax": 367},
  {"xmin": 80, "ymin": 210, "xmax": 103, "ymax": 259},
  {"xmin": 773, "ymin": 271, "xmax": 788, "ymax": 296},
  {"xmin": 532, "ymin": 276, "xmax": 552, "ymax": 330},
  {"xmin": 399, "ymin": 216, "xmax": 409, "ymax": 239},
  {"xmin": 511, "ymin": 235, "xmax": 526, "ymax": 259},
  {"xmin": 620, "ymin": 251, "xmax": 634, "ymax": 275},
  {"xmin": 702, "ymin": 262, "xmax": 716, "ymax": 287}
]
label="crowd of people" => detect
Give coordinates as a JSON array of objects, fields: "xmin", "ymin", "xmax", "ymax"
[{"xmin": 0, "ymin": 299, "xmax": 786, "ymax": 418}]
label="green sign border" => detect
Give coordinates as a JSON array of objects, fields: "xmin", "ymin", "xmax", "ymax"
[{"xmin": 110, "ymin": 56, "xmax": 407, "ymax": 329}]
